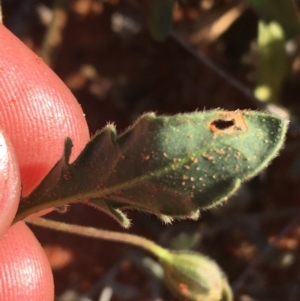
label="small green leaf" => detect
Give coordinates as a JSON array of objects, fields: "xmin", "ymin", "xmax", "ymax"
[
  {"xmin": 148, "ymin": 0, "xmax": 176, "ymax": 41},
  {"xmin": 14, "ymin": 110, "xmax": 287, "ymax": 227},
  {"xmin": 245, "ymin": 0, "xmax": 300, "ymax": 39},
  {"xmin": 254, "ymin": 21, "xmax": 289, "ymax": 103}
]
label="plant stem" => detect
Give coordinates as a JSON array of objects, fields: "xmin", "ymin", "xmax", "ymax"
[
  {"xmin": 41, "ymin": 0, "xmax": 69, "ymax": 66},
  {"xmin": 26, "ymin": 217, "xmax": 171, "ymax": 261}
]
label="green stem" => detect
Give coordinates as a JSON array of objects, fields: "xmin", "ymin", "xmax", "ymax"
[{"xmin": 26, "ymin": 217, "xmax": 171, "ymax": 261}]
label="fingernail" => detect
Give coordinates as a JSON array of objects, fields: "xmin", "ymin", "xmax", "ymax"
[{"xmin": 0, "ymin": 129, "xmax": 21, "ymax": 237}]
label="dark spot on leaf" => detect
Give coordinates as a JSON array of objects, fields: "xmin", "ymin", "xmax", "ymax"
[
  {"xmin": 211, "ymin": 119, "xmax": 235, "ymax": 130},
  {"xmin": 208, "ymin": 111, "xmax": 247, "ymax": 134}
]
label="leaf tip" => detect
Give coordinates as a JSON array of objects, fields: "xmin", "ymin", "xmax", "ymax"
[
  {"xmin": 55, "ymin": 205, "xmax": 70, "ymax": 214},
  {"xmin": 89, "ymin": 200, "xmax": 132, "ymax": 228},
  {"xmin": 189, "ymin": 209, "xmax": 200, "ymax": 221},
  {"xmin": 64, "ymin": 137, "xmax": 74, "ymax": 164},
  {"xmin": 160, "ymin": 214, "xmax": 174, "ymax": 225}
]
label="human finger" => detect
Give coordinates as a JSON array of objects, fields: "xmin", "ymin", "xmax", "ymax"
[
  {"xmin": 0, "ymin": 129, "xmax": 20, "ymax": 237},
  {"xmin": 0, "ymin": 24, "xmax": 90, "ymax": 301}
]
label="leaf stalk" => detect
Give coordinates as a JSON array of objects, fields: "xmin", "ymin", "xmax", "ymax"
[{"xmin": 26, "ymin": 217, "xmax": 170, "ymax": 260}]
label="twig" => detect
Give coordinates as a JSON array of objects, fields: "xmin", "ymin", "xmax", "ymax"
[
  {"xmin": 190, "ymin": 2, "xmax": 248, "ymax": 44},
  {"xmin": 169, "ymin": 30, "xmax": 264, "ymax": 110},
  {"xmin": 41, "ymin": 0, "xmax": 70, "ymax": 66}
]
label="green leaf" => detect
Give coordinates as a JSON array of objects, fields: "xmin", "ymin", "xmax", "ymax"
[
  {"xmin": 148, "ymin": 0, "xmax": 176, "ymax": 41},
  {"xmin": 14, "ymin": 110, "xmax": 287, "ymax": 228},
  {"xmin": 254, "ymin": 21, "xmax": 289, "ymax": 103},
  {"xmin": 245, "ymin": 0, "xmax": 300, "ymax": 39}
]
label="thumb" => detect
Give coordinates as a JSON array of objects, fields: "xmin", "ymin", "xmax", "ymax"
[{"xmin": 0, "ymin": 129, "xmax": 20, "ymax": 237}]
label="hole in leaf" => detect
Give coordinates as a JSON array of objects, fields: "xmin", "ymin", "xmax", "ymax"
[
  {"xmin": 211, "ymin": 119, "xmax": 235, "ymax": 130},
  {"xmin": 208, "ymin": 111, "xmax": 247, "ymax": 134}
]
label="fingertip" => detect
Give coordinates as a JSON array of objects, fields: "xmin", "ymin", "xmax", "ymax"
[
  {"xmin": 0, "ymin": 24, "xmax": 90, "ymax": 196},
  {"xmin": 0, "ymin": 222, "xmax": 54, "ymax": 301},
  {"xmin": 0, "ymin": 129, "xmax": 20, "ymax": 237}
]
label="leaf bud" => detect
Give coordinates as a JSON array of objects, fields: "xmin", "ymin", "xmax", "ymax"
[{"xmin": 160, "ymin": 251, "xmax": 232, "ymax": 301}]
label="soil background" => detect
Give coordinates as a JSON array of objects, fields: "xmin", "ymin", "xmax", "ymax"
[{"xmin": 3, "ymin": 1, "xmax": 300, "ymax": 301}]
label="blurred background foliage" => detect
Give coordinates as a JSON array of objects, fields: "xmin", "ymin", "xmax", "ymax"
[{"xmin": 3, "ymin": 0, "xmax": 300, "ymax": 300}]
